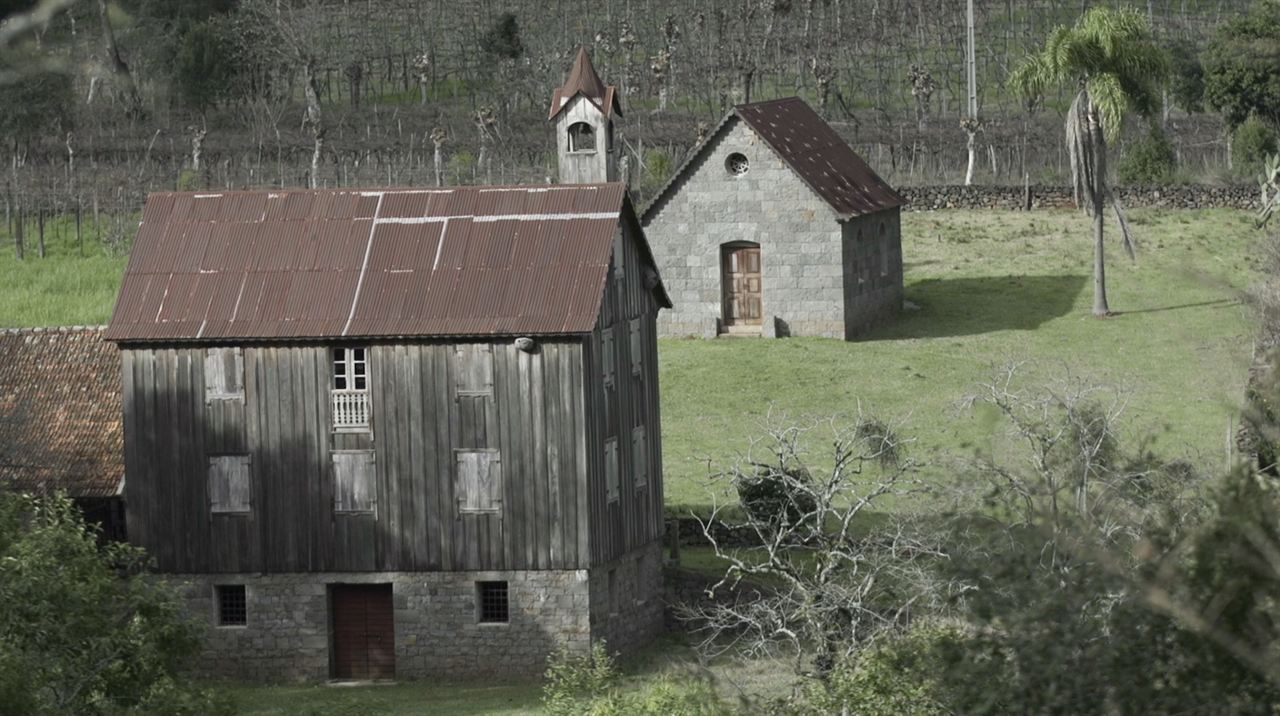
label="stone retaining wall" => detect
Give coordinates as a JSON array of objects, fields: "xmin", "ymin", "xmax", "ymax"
[{"xmin": 898, "ymin": 184, "xmax": 1260, "ymax": 212}]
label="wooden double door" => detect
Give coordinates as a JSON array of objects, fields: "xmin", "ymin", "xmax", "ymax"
[
  {"xmin": 331, "ymin": 584, "xmax": 395, "ymax": 680},
  {"xmin": 722, "ymin": 243, "xmax": 763, "ymax": 327}
]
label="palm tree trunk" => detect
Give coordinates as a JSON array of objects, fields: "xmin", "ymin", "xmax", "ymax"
[{"xmin": 1089, "ymin": 108, "xmax": 1110, "ymax": 317}]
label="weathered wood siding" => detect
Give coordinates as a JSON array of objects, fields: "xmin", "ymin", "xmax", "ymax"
[
  {"xmin": 123, "ymin": 339, "xmax": 591, "ymax": 573},
  {"xmin": 583, "ymin": 214, "xmax": 666, "ymax": 564}
]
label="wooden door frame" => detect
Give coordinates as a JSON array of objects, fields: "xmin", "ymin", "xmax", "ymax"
[{"xmin": 720, "ymin": 241, "xmax": 762, "ymax": 329}]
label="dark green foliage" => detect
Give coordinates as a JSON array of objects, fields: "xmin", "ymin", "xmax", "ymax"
[
  {"xmin": 174, "ymin": 18, "xmax": 241, "ymax": 112},
  {"xmin": 0, "ymin": 491, "xmax": 226, "ymax": 715},
  {"xmin": 0, "ymin": 62, "xmax": 74, "ymax": 143},
  {"xmin": 735, "ymin": 463, "xmax": 817, "ymax": 531},
  {"xmin": 1204, "ymin": 0, "xmax": 1280, "ymax": 129},
  {"xmin": 479, "ymin": 12, "xmax": 524, "ymax": 61},
  {"xmin": 1119, "ymin": 126, "xmax": 1179, "ymax": 184},
  {"xmin": 1167, "ymin": 38, "xmax": 1205, "ymax": 113},
  {"xmin": 1233, "ymin": 115, "xmax": 1279, "ymax": 174}
]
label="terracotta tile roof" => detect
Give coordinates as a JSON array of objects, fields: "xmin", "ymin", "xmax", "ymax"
[
  {"xmin": 641, "ymin": 97, "xmax": 904, "ymax": 223},
  {"xmin": 548, "ymin": 47, "xmax": 622, "ymax": 120},
  {"xmin": 105, "ymin": 184, "xmax": 669, "ymax": 342},
  {"xmin": 0, "ymin": 327, "xmax": 124, "ymax": 498}
]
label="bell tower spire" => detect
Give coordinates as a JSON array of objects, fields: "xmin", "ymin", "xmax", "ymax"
[{"xmin": 549, "ymin": 48, "xmax": 622, "ymax": 184}]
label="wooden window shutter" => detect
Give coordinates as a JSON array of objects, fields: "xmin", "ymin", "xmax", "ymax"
[
  {"xmin": 629, "ymin": 319, "xmax": 642, "ymax": 375},
  {"xmin": 632, "ymin": 426, "xmax": 647, "ymax": 488},
  {"xmin": 454, "ymin": 344, "xmax": 494, "ymax": 396},
  {"xmin": 205, "ymin": 347, "xmax": 244, "ymax": 401},
  {"xmin": 333, "ymin": 451, "xmax": 376, "ymax": 513},
  {"xmin": 602, "ymin": 329, "xmax": 616, "ymax": 386},
  {"xmin": 456, "ymin": 449, "xmax": 502, "ymax": 514},
  {"xmin": 208, "ymin": 455, "xmax": 251, "ymax": 513},
  {"xmin": 605, "ymin": 438, "xmax": 619, "ymax": 502}
]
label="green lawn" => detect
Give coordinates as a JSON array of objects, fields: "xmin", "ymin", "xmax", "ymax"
[
  {"xmin": 660, "ymin": 208, "xmax": 1261, "ymax": 511},
  {"xmin": 216, "ymin": 679, "xmax": 543, "ymax": 715},
  {"xmin": 0, "ymin": 208, "xmax": 1261, "ymax": 516}
]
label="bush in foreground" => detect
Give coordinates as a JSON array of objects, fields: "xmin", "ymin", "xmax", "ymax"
[
  {"xmin": 0, "ymin": 491, "xmax": 225, "ymax": 716},
  {"xmin": 542, "ymin": 642, "xmax": 730, "ymax": 716}
]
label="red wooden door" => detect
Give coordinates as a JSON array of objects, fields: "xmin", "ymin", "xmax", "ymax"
[
  {"xmin": 331, "ymin": 584, "xmax": 395, "ymax": 680},
  {"xmin": 722, "ymin": 245, "xmax": 763, "ymax": 326}
]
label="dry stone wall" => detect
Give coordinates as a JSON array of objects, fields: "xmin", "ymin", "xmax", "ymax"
[{"xmin": 898, "ymin": 184, "xmax": 1261, "ymax": 212}]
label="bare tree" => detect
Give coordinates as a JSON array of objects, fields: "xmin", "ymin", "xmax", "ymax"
[
  {"xmin": 95, "ymin": 0, "xmax": 142, "ymax": 117},
  {"xmin": 678, "ymin": 414, "xmax": 947, "ymax": 680},
  {"xmin": 413, "ymin": 51, "xmax": 433, "ymax": 106},
  {"xmin": 430, "ymin": 126, "xmax": 447, "ymax": 187},
  {"xmin": 907, "ymin": 64, "xmax": 935, "ymax": 130}
]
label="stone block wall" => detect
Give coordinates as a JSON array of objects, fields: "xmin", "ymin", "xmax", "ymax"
[
  {"xmin": 841, "ymin": 208, "xmax": 904, "ymax": 339},
  {"xmin": 169, "ymin": 569, "xmax": 593, "ymax": 682},
  {"xmin": 643, "ymin": 119, "xmax": 848, "ymax": 339},
  {"xmin": 587, "ymin": 539, "xmax": 665, "ymax": 656},
  {"xmin": 897, "ymin": 184, "xmax": 1261, "ymax": 212}
]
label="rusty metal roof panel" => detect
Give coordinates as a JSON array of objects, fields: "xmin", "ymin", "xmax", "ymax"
[
  {"xmin": 105, "ymin": 185, "xmax": 654, "ymax": 342},
  {"xmin": 734, "ymin": 98, "xmax": 904, "ymax": 219}
]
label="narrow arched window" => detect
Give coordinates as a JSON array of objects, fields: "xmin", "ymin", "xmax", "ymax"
[{"xmin": 568, "ymin": 122, "xmax": 595, "ymax": 153}]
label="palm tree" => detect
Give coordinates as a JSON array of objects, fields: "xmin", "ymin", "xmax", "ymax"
[{"xmin": 1011, "ymin": 7, "xmax": 1169, "ymax": 317}]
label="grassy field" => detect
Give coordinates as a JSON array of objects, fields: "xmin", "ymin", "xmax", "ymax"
[
  {"xmin": 0, "ymin": 208, "xmax": 1261, "ymax": 513},
  {"xmin": 660, "ymin": 208, "xmax": 1261, "ymax": 511}
]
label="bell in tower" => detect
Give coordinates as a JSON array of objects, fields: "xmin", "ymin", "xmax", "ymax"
[{"xmin": 549, "ymin": 48, "xmax": 622, "ymax": 184}]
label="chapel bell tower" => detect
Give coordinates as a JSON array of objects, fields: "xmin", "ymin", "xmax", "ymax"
[{"xmin": 549, "ymin": 47, "xmax": 622, "ymax": 184}]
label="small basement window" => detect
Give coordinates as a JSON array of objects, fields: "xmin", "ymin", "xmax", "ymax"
[
  {"xmin": 568, "ymin": 121, "xmax": 596, "ymax": 153},
  {"xmin": 477, "ymin": 581, "xmax": 509, "ymax": 623},
  {"xmin": 725, "ymin": 152, "xmax": 749, "ymax": 176},
  {"xmin": 216, "ymin": 584, "xmax": 247, "ymax": 626}
]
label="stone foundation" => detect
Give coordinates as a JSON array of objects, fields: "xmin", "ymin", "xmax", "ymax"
[{"xmin": 168, "ymin": 541, "xmax": 664, "ymax": 682}]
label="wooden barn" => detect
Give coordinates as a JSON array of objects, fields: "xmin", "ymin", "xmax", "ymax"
[{"xmin": 104, "ymin": 183, "xmax": 671, "ymax": 681}]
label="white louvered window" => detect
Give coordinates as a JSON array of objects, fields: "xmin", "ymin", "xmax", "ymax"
[
  {"xmin": 605, "ymin": 438, "xmax": 620, "ymax": 502},
  {"xmin": 456, "ymin": 450, "xmax": 503, "ymax": 514},
  {"xmin": 205, "ymin": 347, "xmax": 244, "ymax": 401},
  {"xmin": 632, "ymin": 426, "xmax": 648, "ymax": 489},
  {"xmin": 208, "ymin": 455, "xmax": 251, "ymax": 514},
  {"xmin": 331, "ymin": 347, "xmax": 369, "ymax": 431},
  {"xmin": 333, "ymin": 450, "xmax": 376, "ymax": 513}
]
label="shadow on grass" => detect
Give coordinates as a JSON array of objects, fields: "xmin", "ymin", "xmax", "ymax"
[
  {"xmin": 870, "ymin": 274, "xmax": 1088, "ymax": 340},
  {"xmin": 1112, "ymin": 298, "xmax": 1241, "ymax": 316}
]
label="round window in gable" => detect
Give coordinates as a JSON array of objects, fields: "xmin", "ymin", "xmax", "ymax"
[{"xmin": 725, "ymin": 152, "xmax": 749, "ymax": 177}]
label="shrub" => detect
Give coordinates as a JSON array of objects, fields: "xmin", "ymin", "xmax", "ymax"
[
  {"xmin": 1234, "ymin": 116, "xmax": 1279, "ymax": 174},
  {"xmin": 1118, "ymin": 126, "xmax": 1178, "ymax": 184},
  {"xmin": 0, "ymin": 491, "xmax": 224, "ymax": 715},
  {"xmin": 176, "ymin": 169, "xmax": 201, "ymax": 192},
  {"xmin": 542, "ymin": 641, "xmax": 617, "ymax": 716},
  {"xmin": 543, "ymin": 643, "xmax": 729, "ymax": 716},
  {"xmin": 735, "ymin": 463, "xmax": 818, "ymax": 531}
]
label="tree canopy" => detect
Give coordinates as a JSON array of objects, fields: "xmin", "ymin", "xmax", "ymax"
[{"xmin": 1204, "ymin": 0, "xmax": 1280, "ymax": 129}]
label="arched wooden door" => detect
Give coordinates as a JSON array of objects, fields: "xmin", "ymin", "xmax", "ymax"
[{"xmin": 721, "ymin": 242, "xmax": 762, "ymax": 329}]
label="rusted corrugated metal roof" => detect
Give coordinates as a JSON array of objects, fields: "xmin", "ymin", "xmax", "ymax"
[
  {"xmin": 548, "ymin": 47, "xmax": 622, "ymax": 120},
  {"xmin": 641, "ymin": 97, "xmax": 903, "ymax": 224},
  {"xmin": 105, "ymin": 184, "xmax": 663, "ymax": 342},
  {"xmin": 0, "ymin": 327, "xmax": 123, "ymax": 498}
]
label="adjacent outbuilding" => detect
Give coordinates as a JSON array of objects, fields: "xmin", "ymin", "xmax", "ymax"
[{"xmin": 641, "ymin": 97, "xmax": 906, "ymax": 339}]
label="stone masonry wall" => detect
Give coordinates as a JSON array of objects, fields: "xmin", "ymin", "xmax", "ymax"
[
  {"xmin": 644, "ymin": 118, "xmax": 848, "ymax": 339},
  {"xmin": 898, "ymin": 184, "xmax": 1261, "ymax": 212},
  {"xmin": 169, "ymin": 569, "xmax": 593, "ymax": 682},
  {"xmin": 841, "ymin": 207, "xmax": 904, "ymax": 339},
  {"xmin": 587, "ymin": 539, "xmax": 665, "ymax": 656}
]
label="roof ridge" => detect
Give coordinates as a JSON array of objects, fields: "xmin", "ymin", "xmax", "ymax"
[{"xmin": 0, "ymin": 325, "xmax": 107, "ymax": 335}]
